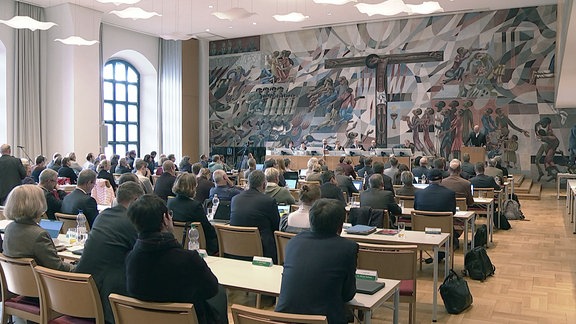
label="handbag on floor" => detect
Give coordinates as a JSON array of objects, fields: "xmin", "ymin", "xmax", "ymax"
[{"xmin": 439, "ymin": 270, "xmax": 473, "ymax": 314}]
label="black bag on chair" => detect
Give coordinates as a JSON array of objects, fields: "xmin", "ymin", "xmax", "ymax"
[{"xmin": 439, "ymin": 270, "xmax": 473, "ymax": 314}]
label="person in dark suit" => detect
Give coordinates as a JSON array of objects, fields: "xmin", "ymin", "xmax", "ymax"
[
  {"xmin": 209, "ymin": 169, "xmax": 242, "ymax": 201},
  {"xmin": 38, "ymin": 169, "xmax": 67, "ymax": 220},
  {"xmin": 335, "ymin": 166, "xmax": 358, "ymax": 199},
  {"xmin": 153, "ymin": 160, "xmax": 177, "ymax": 201},
  {"xmin": 357, "ymin": 157, "xmax": 372, "ymax": 178},
  {"xmin": 276, "ymin": 199, "xmax": 357, "ymax": 323},
  {"xmin": 125, "ymin": 195, "xmax": 227, "ymax": 324},
  {"xmin": 363, "ymin": 161, "xmax": 394, "ymax": 193},
  {"xmin": 360, "ymin": 174, "xmax": 402, "ymax": 224},
  {"xmin": 461, "ymin": 153, "xmax": 476, "ymax": 179},
  {"xmin": 320, "ymin": 170, "xmax": 345, "ymax": 203},
  {"xmin": 337, "ymin": 156, "xmax": 357, "ymax": 179},
  {"xmin": 321, "ymin": 138, "xmax": 333, "ymax": 151},
  {"xmin": 61, "ymin": 169, "xmax": 99, "ymax": 228},
  {"xmin": 414, "ymin": 169, "xmax": 459, "ymax": 257},
  {"xmin": 194, "ymin": 168, "xmax": 215, "ymax": 203},
  {"xmin": 96, "ymin": 159, "xmax": 118, "ymax": 192},
  {"xmin": 0, "ymin": 144, "xmax": 26, "ymax": 205},
  {"xmin": 230, "ymin": 170, "xmax": 280, "ymax": 263},
  {"xmin": 465, "ymin": 125, "xmax": 487, "ymax": 147},
  {"xmin": 168, "ymin": 173, "xmax": 218, "ymax": 255},
  {"xmin": 75, "ymin": 182, "xmax": 144, "ymax": 324},
  {"xmin": 396, "ymin": 171, "xmax": 420, "ymax": 196},
  {"xmin": 469, "ymin": 162, "xmax": 500, "ymax": 191},
  {"xmin": 57, "ymin": 157, "xmax": 78, "ymax": 184},
  {"xmin": 411, "ymin": 156, "xmax": 429, "ymax": 181}
]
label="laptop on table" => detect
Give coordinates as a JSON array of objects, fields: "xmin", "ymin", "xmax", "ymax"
[{"xmin": 39, "ymin": 219, "xmax": 65, "ymax": 249}]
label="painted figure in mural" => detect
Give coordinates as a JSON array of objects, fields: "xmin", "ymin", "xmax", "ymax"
[
  {"xmin": 420, "ymin": 107, "xmax": 436, "ymax": 155},
  {"xmin": 460, "ymin": 101, "xmax": 475, "ymax": 143},
  {"xmin": 570, "ymin": 125, "xmax": 576, "ymax": 167},
  {"xmin": 275, "ymin": 50, "xmax": 294, "ymax": 83},
  {"xmin": 433, "ymin": 101, "xmax": 446, "ymax": 155},
  {"xmin": 436, "ymin": 108, "xmax": 453, "ymax": 159},
  {"xmin": 481, "ymin": 108, "xmax": 497, "ymax": 138},
  {"xmin": 464, "ymin": 52, "xmax": 496, "ymax": 97},
  {"xmin": 402, "ymin": 108, "xmax": 425, "ymax": 154},
  {"xmin": 503, "ymin": 134, "xmax": 519, "ymax": 169},
  {"xmin": 339, "ymin": 88, "xmax": 356, "ymax": 121},
  {"xmin": 443, "ymin": 47, "xmax": 472, "ymax": 84},
  {"xmin": 534, "ymin": 117, "xmax": 560, "ymax": 180},
  {"xmin": 450, "ymin": 109, "xmax": 465, "ymax": 159},
  {"xmin": 495, "ymin": 108, "xmax": 530, "ymax": 138}
]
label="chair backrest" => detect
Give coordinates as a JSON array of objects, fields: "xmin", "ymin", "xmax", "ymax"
[
  {"xmin": 410, "ymin": 210, "xmax": 453, "ymax": 235},
  {"xmin": 274, "ymin": 231, "xmax": 296, "ymax": 265},
  {"xmin": 297, "ymin": 180, "xmax": 320, "ymax": 190},
  {"xmin": 395, "ymin": 195, "xmax": 414, "ymax": 208},
  {"xmin": 231, "ymin": 304, "xmax": 327, "ymax": 324},
  {"xmin": 289, "ymin": 189, "xmax": 300, "ymax": 203},
  {"xmin": 171, "ymin": 221, "xmax": 206, "ymax": 250},
  {"xmin": 0, "ymin": 254, "xmax": 39, "ymax": 297},
  {"xmin": 214, "ymin": 224, "xmax": 263, "ymax": 259},
  {"xmin": 357, "ymin": 243, "xmax": 418, "ymax": 281},
  {"xmin": 33, "ymin": 266, "xmax": 104, "ymax": 324},
  {"xmin": 474, "ymin": 187, "xmax": 494, "ymax": 198},
  {"xmin": 109, "ymin": 293, "xmax": 198, "ymax": 324},
  {"xmin": 455, "ymin": 197, "xmax": 468, "ymax": 211},
  {"xmin": 55, "ymin": 212, "xmax": 91, "ymax": 233}
]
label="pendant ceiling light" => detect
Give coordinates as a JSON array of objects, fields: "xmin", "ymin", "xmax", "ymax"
[
  {"xmin": 0, "ymin": 16, "xmax": 57, "ymax": 31},
  {"xmin": 110, "ymin": 7, "xmax": 161, "ymax": 20},
  {"xmin": 97, "ymin": 0, "xmax": 141, "ymax": 5}
]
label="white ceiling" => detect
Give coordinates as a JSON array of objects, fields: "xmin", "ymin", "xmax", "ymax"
[{"xmin": 20, "ymin": 0, "xmax": 557, "ymax": 40}]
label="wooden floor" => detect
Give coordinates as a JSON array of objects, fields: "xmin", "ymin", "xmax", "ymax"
[{"xmin": 227, "ymin": 187, "xmax": 576, "ymax": 323}]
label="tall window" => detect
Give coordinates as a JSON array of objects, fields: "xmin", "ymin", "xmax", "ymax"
[{"xmin": 103, "ymin": 60, "xmax": 140, "ymax": 158}]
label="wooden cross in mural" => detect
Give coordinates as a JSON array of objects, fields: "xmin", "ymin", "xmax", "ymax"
[{"xmin": 325, "ymin": 51, "xmax": 443, "ymax": 147}]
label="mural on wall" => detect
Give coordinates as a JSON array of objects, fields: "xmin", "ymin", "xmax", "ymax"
[{"xmin": 208, "ymin": 6, "xmax": 573, "ymax": 180}]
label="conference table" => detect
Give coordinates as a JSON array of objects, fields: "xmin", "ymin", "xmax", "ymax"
[
  {"xmin": 59, "ymin": 245, "xmax": 400, "ymax": 323},
  {"xmin": 566, "ymin": 179, "xmax": 576, "ymax": 233},
  {"xmin": 341, "ymin": 229, "xmax": 450, "ymax": 322}
]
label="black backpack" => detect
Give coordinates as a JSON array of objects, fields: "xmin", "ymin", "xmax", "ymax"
[
  {"xmin": 473, "ymin": 224, "xmax": 487, "ymax": 248},
  {"xmin": 464, "ymin": 246, "xmax": 495, "ymax": 281}
]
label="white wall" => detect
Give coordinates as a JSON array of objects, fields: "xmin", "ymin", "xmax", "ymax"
[
  {"xmin": 0, "ymin": 0, "xmax": 15, "ymax": 147},
  {"xmin": 102, "ymin": 24, "xmax": 159, "ymax": 158}
]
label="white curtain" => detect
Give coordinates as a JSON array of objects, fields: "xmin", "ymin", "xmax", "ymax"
[
  {"xmin": 12, "ymin": 2, "xmax": 44, "ymax": 160},
  {"xmin": 158, "ymin": 39, "xmax": 182, "ymax": 158}
]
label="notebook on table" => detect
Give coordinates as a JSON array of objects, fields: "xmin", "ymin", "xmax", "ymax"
[
  {"xmin": 345, "ymin": 225, "xmax": 377, "ymax": 235},
  {"xmin": 356, "ymin": 279, "xmax": 385, "ymax": 295}
]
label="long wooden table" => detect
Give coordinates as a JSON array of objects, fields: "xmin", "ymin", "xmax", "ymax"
[
  {"xmin": 267, "ymin": 155, "xmax": 412, "ymax": 171},
  {"xmin": 341, "ymin": 229, "xmax": 449, "ymax": 322}
]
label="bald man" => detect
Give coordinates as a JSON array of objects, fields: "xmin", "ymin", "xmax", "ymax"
[{"xmin": 465, "ymin": 125, "xmax": 486, "ymax": 147}]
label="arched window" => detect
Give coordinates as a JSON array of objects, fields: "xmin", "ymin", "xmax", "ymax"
[{"xmin": 103, "ymin": 59, "xmax": 140, "ymax": 158}]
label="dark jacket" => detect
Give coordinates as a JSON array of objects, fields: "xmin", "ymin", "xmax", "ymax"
[
  {"xmin": 230, "ymin": 188, "xmax": 280, "ymax": 263},
  {"xmin": 57, "ymin": 166, "xmax": 78, "ymax": 184},
  {"xmin": 75, "ymin": 205, "xmax": 137, "ymax": 324},
  {"xmin": 167, "ymin": 194, "xmax": 218, "ymax": 255},
  {"xmin": 336, "ymin": 174, "xmax": 358, "ymax": 198},
  {"xmin": 469, "ymin": 174, "xmax": 501, "ymax": 191},
  {"xmin": 360, "ymin": 188, "xmax": 402, "ymax": 216},
  {"xmin": 195, "ymin": 177, "xmax": 215, "ymax": 203},
  {"xmin": 126, "ymin": 232, "xmax": 219, "ymax": 324},
  {"xmin": 61, "ymin": 188, "xmax": 99, "ymax": 228},
  {"xmin": 153, "ymin": 173, "xmax": 176, "ymax": 201},
  {"xmin": 276, "ymin": 231, "xmax": 358, "ymax": 323},
  {"xmin": 320, "ymin": 182, "xmax": 346, "ymax": 203},
  {"xmin": 414, "ymin": 183, "xmax": 456, "ymax": 214},
  {"xmin": 97, "ymin": 169, "xmax": 118, "ymax": 192},
  {"xmin": 0, "ymin": 154, "xmax": 26, "ymax": 204},
  {"xmin": 41, "ymin": 186, "xmax": 67, "ymax": 220}
]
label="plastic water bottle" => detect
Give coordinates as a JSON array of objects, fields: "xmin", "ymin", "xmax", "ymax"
[
  {"xmin": 421, "ymin": 174, "xmax": 427, "ymax": 184},
  {"xmin": 76, "ymin": 210, "xmax": 88, "ymax": 244},
  {"xmin": 188, "ymin": 225, "xmax": 200, "ymax": 251},
  {"xmin": 212, "ymin": 194, "xmax": 220, "ymax": 216}
]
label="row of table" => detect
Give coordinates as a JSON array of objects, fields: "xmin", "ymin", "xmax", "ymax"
[{"xmin": 565, "ymin": 179, "xmax": 576, "ymax": 233}]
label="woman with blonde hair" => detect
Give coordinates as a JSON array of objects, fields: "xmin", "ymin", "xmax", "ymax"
[
  {"xmin": 2, "ymin": 185, "xmax": 74, "ymax": 271},
  {"xmin": 167, "ymin": 173, "xmax": 218, "ymax": 255},
  {"xmin": 280, "ymin": 184, "xmax": 321, "ymax": 233},
  {"xmin": 194, "ymin": 167, "xmax": 214, "ymax": 203}
]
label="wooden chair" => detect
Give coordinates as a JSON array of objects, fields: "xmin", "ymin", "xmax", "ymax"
[
  {"xmin": 297, "ymin": 180, "xmax": 320, "ymax": 190},
  {"xmin": 274, "ymin": 231, "xmax": 296, "ymax": 265},
  {"xmin": 172, "ymin": 221, "xmax": 206, "ymax": 250},
  {"xmin": 55, "ymin": 212, "xmax": 91, "ymax": 233},
  {"xmin": 289, "ymin": 189, "xmax": 300, "ymax": 202},
  {"xmin": 0, "ymin": 205, "xmax": 5, "ymax": 220},
  {"xmin": 357, "ymin": 244, "xmax": 418, "ymax": 324},
  {"xmin": 109, "ymin": 293, "xmax": 198, "ymax": 324},
  {"xmin": 214, "ymin": 224, "xmax": 264, "ymax": 307},
  {"xmin": 411, "ymin": 210, "xmax": 454, "ymax": 269},
  {"xmin": 456, "ymin": 197, "xmax": 468, "ymax": 211},
  {"xmin": 395, "ymin": 195, "xmax": 415, "ymax": 208},
  {"xmin": 0, "ymin": 255, "xmax": 46, "ymax": 324},
  {"xmin": 33, "ymin": 265, "xmax": 104, "ymax": 324},
  {"xmin": 231, "ymin": 304, "xmax": 327, "ymax": 324}
]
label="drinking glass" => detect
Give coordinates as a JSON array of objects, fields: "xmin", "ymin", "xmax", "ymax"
[
  {"xmin": 66, "ymin": 228, "xmax": 77, "ymax": 244},
  {"xmin": 397, "ymin": 222, "xmax": 406, "ymax": 238},
  {"xmin": 207, "ymin": 208, "xmax": 213, "ymax": 220},
  {"xmin": 399, "ymin": 200, "xmax": 405, "ymax": 210}
]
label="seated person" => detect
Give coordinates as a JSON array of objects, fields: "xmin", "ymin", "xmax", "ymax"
[
  {"xmin": 96, "ymin": 159, "xmax": 118, "ymax": 192},
  {"xmin": 135, "ymin": 159, "xmax": 153, "ymax": 194},
  {"xmin": 335, "ymin": 166, "xmax": 358, "ymax": 199},
  {"xmin": 126, "ymin": 195, "xmax": 228, "ymax": 324},
  {"xmin": 75, "ymin": 182, "xmax": 144, "ymax": 324},
  {"xmin": 360, "ymin": 174, "xmax": 402, "ymax": 225},
  {"xmin": 57, "ymin": 157, "xmax": 78, "ymax": 184},
  {"xmin": 280, "ymin": 184, "xmax": 321, "ymax": 233},
  {"xmin": 61, "ymin": 169, "xmax": 99, "ymax": 228},
  {"xmin": 153, "ymin": 160, "xmax": 177, "ymax": 201},
  {"xmin": 319, "ymin": 170, "xmax": 345, "ymax": 203},
  {"xmin": 38, "ymin": 168, "xmax": 67, "ymax": 220},
  {"xmin": 395, "ymin": 171, "xmax": 420, "ymax": 196},
  {"xmin": 230, "ymin": 170, "xmax": 280, "ymax": 263},
  {"xmin": 209, "ymin": 169, "xmax": 242, "ymax": 201},
  {"xmin": 195, "ymin": 168, "xmax": 215, "ymax": 203},
  {"xmin": 276, "ymin": 199, "xmax": 357, "ymax": 322},
  {"xmin": 264, "ymin": 167, "xmax": 295, "ymax": 205},
  {"xmin": 115, "ymin": 157, "xmax": 131, "ymax": 174},
  {"xmin": 3, "ymin": 185, "xmax": 73, "ymax": 271},
  {"xmin": 168, "ymin": 173, "xmax": 218, "ymax": 255}
]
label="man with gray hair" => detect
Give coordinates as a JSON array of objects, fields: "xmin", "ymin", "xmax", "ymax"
[
  {"xmin": 441, "ymin": 159, "xmax": 474, "ymax": 206},
  {"xmin": 61, "ymin": 169, "xmax": 99, "ymax": 227},
  {"xmin": 230, "ymin": 170, "xmax": 280, "ymax": 263},
  {"xmin": 264, "ymin": 168, "xmax": 295, "ymax": 205},
  {"xmin": 38, "ymin": 168, "xmax": 68, "ymax": 220},
  {"xmin": 411, "ymin": 156, "xmax": 429, "ymax": 181},
  {"xmin": 0, "ymin": 144, "xmax": 26, "ymax": 205},
  {"xmin": 76, "ymin": 181, "xmax": 145, "ymax": 324},
  {"xmin": 484, "ymin": 158, "xmax": 503, "ymax": 178},
  {"xmin": 209, "ymin": 169, "xmax": 242, "ymax": 201}
]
